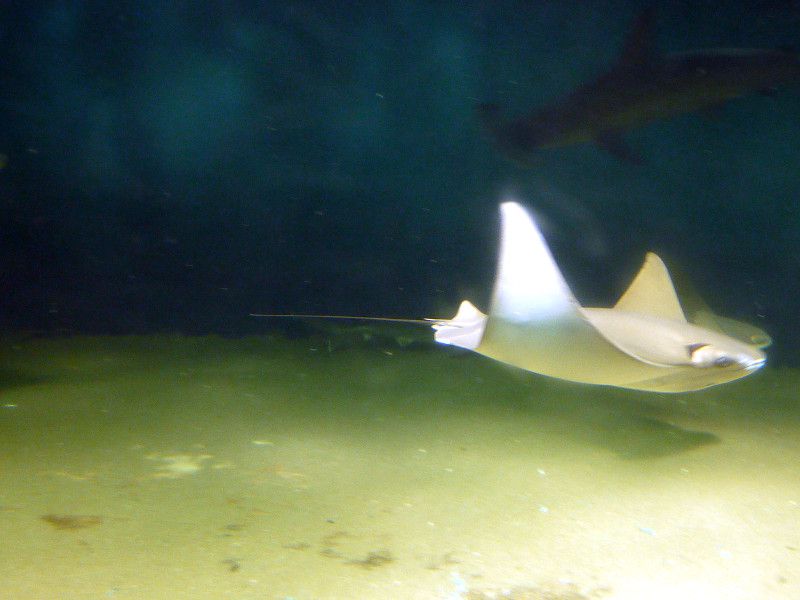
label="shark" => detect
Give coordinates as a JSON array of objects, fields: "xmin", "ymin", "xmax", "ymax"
[
  {"xmin": 431, "ymin": 201, "xmax": 767, "ymax": 392},
  {"xmin": 480, "ymin": 9, "xmax": 800, "ymax": 163},
  {"xmin": 253, "ymin": 201, "xmax": 768, "ymax": 393}
]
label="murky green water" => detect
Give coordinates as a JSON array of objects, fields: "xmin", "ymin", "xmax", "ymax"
[{"xmin": 0, "ymin": 333, "xmax": 797, "ymax": 599}]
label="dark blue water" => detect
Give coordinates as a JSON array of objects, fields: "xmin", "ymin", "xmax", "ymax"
[{"xmin": 0, "ymin": 0, "xmax": 797, "ymax": 365}]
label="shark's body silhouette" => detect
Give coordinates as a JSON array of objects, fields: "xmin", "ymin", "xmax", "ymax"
[
  {"xmin": 480, "ymin": 10, "xmax": 800, "ymax": 163},
  {"xmin": 431, "ymin": 202, "xmax": 766, "ymax": 392}
]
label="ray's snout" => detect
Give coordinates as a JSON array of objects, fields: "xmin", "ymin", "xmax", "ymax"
[{"xmin": 743, "ymin": 355, "xmax": 766, "ymax": 372}]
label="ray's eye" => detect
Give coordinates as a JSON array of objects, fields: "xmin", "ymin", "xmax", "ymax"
[
  {"xmin": 687, "ymin": 343, "xmax": 708, "ymax": 358},
  {"xmin": 687, "ymin": 343, "xmax": 738, "ymax": 369}
]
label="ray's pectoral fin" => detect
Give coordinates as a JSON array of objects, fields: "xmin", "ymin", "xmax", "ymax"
[
  {"xmin": 471, "ymin": 202, "xmax": 642, "ymax": 385},
  {"xmin": 594, "ymin": 131, "xmax": 642, "ymax": 164},
  {"xmin": 488, "ymin": 202, "xmax": 579, "ymax": 323}
]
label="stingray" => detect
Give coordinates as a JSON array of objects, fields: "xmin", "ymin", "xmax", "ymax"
[
  {"xmin": 253, "ymin": 202, "xmax": 767, "ymax": 393},
  {"xmin": 430, "ymin": 202, "xmax": 766, "ymax": 392}
]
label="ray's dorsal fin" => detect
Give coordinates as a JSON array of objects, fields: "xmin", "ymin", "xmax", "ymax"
[
  {"xmin": 490, "ymin": 202, "xmax": 579, "ymax": 323},
  {"xmin": 617, "ymin": 8, "xmax": 658, "ymax": 71},
  {"xmin": 614, "ymin": 252, "xmax": 686, "ymax": 321}
]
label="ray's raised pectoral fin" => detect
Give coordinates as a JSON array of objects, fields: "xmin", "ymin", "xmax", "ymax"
[
  {"xmin": 474, "ymin": 202, "xmax": 654, "ymax": 387},
  {"xmin": 594, "ymin": 131, "xmax": 642, "ymax": 164},
  {"xmin": 614, "ymin": 252, "xmax": 686, "ymax": 321},
  {"xmin": 489, "ymin": 202, "xmax": 580, "ymax": 323}
]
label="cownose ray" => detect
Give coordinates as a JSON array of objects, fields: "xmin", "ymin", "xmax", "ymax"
[
  {"xmin": 430, "ymin": 202, "xmax": 766, "ymax": 392},
  {"xmin": 251, "ymin": 202, "xmax": 767, "ymax": 393}
]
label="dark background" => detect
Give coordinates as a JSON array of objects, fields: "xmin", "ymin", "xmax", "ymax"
[{"xmin": 0, "ymin": 1, "xmax": 798, "ymax": 363}]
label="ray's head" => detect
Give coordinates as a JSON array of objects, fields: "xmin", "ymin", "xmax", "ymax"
[
  {"xmin": 686, "ymin": 338, "xmax": 766, "ymax": 374},
  {"xmin": 630, "ymin": 322, "xmax": 768, "ymax": 391}
]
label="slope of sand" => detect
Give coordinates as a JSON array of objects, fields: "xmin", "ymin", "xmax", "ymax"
[{"xmin": 0, "ymin": 333, "xmax": 797, "ymax": 600}]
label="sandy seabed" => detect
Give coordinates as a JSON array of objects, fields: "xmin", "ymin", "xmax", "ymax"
[{"xmin": 0, "ymin": 333, "xmax": 797, "ymax": 600}]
